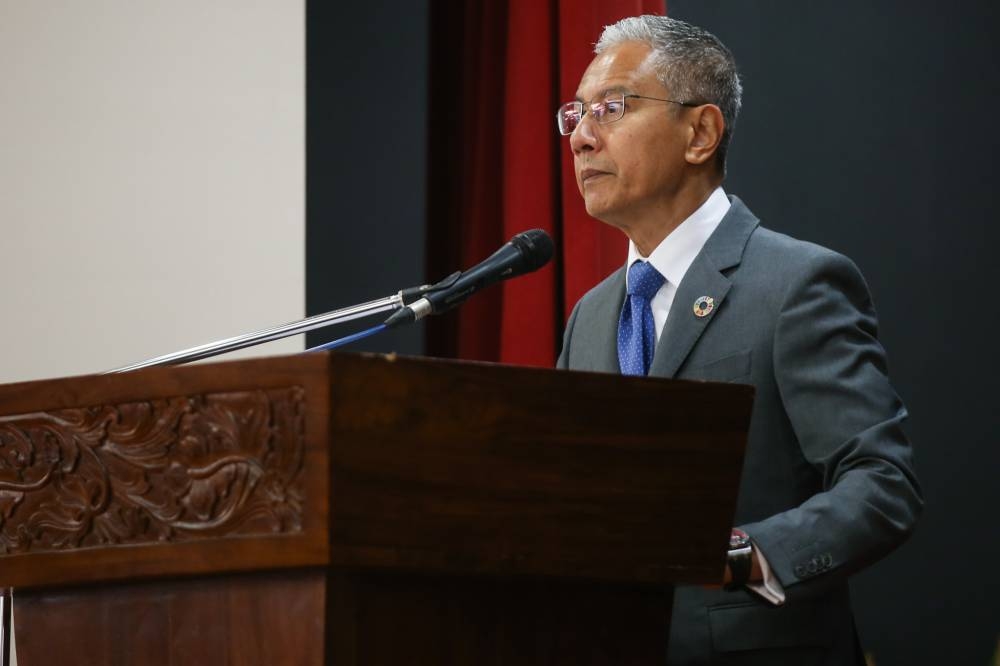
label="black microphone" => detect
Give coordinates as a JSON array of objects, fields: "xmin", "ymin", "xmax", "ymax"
[{"xmin": 385, "ymin": 229, "xmax": 554, "ymax": 328}]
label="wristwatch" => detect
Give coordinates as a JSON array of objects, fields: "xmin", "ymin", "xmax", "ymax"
[{"xmin": 725, "ymin": 528, "xmax": 753, "ymax": 590}]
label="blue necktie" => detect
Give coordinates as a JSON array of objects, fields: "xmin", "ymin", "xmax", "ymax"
[{"xmin": 618, "ymin": 261, "xmax": 665, "ymax": 376}]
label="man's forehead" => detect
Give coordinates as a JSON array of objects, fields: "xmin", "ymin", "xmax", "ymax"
[{"xmin": 574, "ymin": 43, "xmax": 659, "ymax": 100}]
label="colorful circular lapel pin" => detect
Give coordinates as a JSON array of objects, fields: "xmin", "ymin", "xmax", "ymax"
[{"xmin": 693, "ymin": 296, "xmax": 715, "ymax": 318}]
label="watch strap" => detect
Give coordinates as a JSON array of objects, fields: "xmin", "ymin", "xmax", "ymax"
[{"xmin": 725, "ymin": 529, "xmax": 753, "ymax": 590}]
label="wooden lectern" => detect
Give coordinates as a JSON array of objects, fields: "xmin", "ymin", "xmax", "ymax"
[{"xmin": 0, "ymin": 352, "xmax": 752, "ymax": 665}]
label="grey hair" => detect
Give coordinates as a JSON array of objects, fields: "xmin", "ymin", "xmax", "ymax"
[{"xmin": 596, "ymin": 15, "xmax": 742, "ymax": 174}]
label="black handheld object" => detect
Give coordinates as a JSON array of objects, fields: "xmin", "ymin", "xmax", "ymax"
[{"xmin": 385, "ymin": 229, "xmax": 554, "ymax": 327}]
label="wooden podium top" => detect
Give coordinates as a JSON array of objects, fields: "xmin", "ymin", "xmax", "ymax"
[{"xmin": 0, "ymin": 352, "xmax": 752, "ymax": 591}]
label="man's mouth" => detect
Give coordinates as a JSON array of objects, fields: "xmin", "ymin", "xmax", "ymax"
[{"xmin": 580, "ymin": 168, "xmax": 611, "ymax": 183}]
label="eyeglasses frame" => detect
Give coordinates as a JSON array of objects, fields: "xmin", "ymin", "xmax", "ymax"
[{"xmin": 556, "ymin": 93, "xmax": 702, "ymax": 136}]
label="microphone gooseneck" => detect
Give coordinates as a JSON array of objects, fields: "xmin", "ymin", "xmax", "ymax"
[{"xmin": 108, "ymin": 230, "xmax": 554, "ymax": 372}]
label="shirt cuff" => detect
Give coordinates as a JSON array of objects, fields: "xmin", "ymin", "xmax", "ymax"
[{"xmin": 745, "ymin": 540, "xmax": 785, "ymax": 605}]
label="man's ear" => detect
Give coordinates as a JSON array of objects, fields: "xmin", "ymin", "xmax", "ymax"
[{"xmin": 685, "ymin": 104, "xmax": 724, "ymax": 166}]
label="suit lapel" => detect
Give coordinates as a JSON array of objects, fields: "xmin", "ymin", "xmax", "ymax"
[
  {"xmin": 589, "ymin": 268, "xmax": 626, "ymax": 373},
  {"xmin": 649, "ymin": 197, "xmax": 759, "ymax": 378}
]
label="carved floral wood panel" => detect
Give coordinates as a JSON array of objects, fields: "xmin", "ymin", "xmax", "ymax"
[{"xmin": 0, "ymin": 387, "xmax": 305, "ymax": 554}]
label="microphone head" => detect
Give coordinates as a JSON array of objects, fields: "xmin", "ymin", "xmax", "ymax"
[{"xmin": 509, "ymin": 229, "xmax": 554, "ymax": 272}]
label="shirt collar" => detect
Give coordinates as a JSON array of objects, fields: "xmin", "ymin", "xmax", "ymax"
[{"xmin": 626, "ymin": 186, "xmax": 731, "ymax": 288}]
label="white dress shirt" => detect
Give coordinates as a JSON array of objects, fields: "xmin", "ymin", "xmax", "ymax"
[
  {"xmin": 625, "ymin": 186, "xmax": 730, "ymax": 341},
  {"xmin": 623, "ymin": 186, "xmax": 785, "ymax": 605}
]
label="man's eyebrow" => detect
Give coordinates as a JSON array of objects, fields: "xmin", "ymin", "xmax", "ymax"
[{"xmin": 574, "ymin": 85, "xmax": 632, "ymax": 103}]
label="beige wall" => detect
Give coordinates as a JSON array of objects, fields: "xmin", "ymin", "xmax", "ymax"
[{"xmin": 0, "ymin": 1, "xmax": 304, "ymax": 384}]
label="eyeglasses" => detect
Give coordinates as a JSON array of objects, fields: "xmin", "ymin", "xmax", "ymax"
[{"xmin": 555, "ymin": 94, "xmax": 700, "ymax": 135}]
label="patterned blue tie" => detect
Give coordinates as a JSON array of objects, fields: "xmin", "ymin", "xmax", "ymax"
[{"xmin": 618, "ymin": 261, "xmax": 666, "ymax": 376}]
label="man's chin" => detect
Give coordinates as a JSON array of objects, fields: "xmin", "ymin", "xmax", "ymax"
[{"xmin": 584, "ymin": 197, "xmax": 610, "ymax": 220}]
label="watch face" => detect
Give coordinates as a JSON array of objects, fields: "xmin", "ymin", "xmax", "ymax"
[{"xmin": 729, "ymin": 529, "xmax": 750, "ymax": 549}]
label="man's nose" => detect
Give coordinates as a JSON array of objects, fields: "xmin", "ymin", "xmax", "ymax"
[{"xmin": 569, "ymin": 115, "xmax": 600, "ymax": 154}]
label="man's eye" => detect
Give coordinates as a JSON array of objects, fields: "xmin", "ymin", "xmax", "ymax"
[{"xmin": 604, "ymin": 100, "xmax": 624, "ymax": 114}]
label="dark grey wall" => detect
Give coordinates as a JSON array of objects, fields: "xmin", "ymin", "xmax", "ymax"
[
  {"xmin": 306, "ymin": 2, "xmax": 427, "ymax": 353},
  {"xmin": 667, "ymin": 2, "xmax": 1000, "ymax": 663}
]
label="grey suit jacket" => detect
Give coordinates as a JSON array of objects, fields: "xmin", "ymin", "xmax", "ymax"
[{"xmin": 557, "ymin": 197, "xmax": 922, "ymax": 665}]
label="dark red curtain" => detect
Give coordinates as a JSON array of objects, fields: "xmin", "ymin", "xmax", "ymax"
[{"xmin": 427, "ymin": 0, "xmax": 664, "ymax": 366}]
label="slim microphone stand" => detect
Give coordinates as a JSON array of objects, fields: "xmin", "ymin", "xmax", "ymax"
[
  {"xmin": 107, "ymin": 292, "xmax": 406, "ymax": 373},
  {"xmin": 1, "ymin": 587, "xmax": 10, "ymax": 666}
]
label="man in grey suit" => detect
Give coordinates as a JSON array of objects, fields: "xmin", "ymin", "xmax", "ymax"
[{"xmin": 555, "ymin": 15, "xmax": 921, "ymax": 665}]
